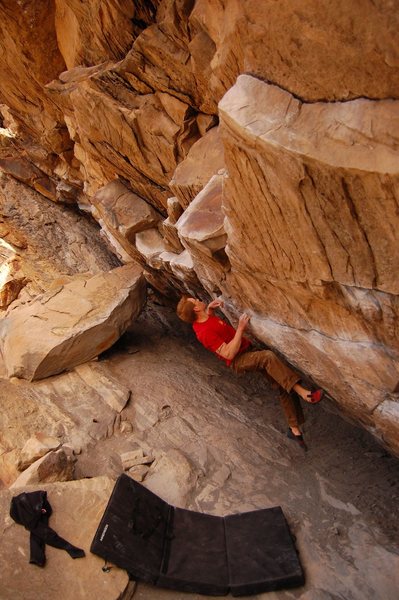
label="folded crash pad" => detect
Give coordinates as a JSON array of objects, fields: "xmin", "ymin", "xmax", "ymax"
[{"xmin": 90, "ymin": 474, "xmax": 304, "ymax": 596}]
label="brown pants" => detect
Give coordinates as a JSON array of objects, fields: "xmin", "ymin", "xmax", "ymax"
[{"xmin": 232, "ymin": 349, "xmax": 304, "ymax": 428}]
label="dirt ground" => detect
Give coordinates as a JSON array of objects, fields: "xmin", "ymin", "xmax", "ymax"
[{"xmin": 73, "ymin": 301, "xmax": 399, "ymax": 600}]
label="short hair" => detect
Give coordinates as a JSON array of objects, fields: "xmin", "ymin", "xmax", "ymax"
[{"xmin": 176, "ymin": 296, "xmax": 196, "ymax": 323}]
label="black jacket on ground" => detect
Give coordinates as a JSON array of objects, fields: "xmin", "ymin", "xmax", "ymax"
[{"xmin": 10, "ymin": 490, "xmax": 85, "ymax": 567}]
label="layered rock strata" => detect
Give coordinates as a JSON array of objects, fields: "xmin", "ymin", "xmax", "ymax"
[
  {"xmin": 217, "ymin": 75, "xmax": 399, "ymax": 452},
  {"xmin": 0, "ymin": 361, "xmax": 134, "ymax": 487},
  {"xmin": 0, "ymin": 173, "xmax": 119, "ymax": 307},
  {"xmin": 0, "ymin": 0, "xmax": 398, "ymax": 455}
]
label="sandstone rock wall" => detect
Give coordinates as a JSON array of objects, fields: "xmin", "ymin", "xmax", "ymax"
[
  {"xmin": 218, "ymin": 75, "xmax": 399, "ymax": 451},
  {"xmin": 0, "ymin": 0, "xmax": 398, "ymax": 454}
]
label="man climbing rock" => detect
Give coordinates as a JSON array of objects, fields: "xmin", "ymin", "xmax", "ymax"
[{"xmin": 177, "ymin": 296, "xmax": 323, "ymax": 451}]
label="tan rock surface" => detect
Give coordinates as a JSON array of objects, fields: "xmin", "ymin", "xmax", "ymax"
[
  {"xmin": 10, "ymin": 448, "xmax": 74, "ymax": 489},
  {"xmin": 123, "ymin": 1, "xmax": 215, "ymax": 113},
  {"xmin": 0, "ymin": 303, "xmax": 398, "ymax": 598},
  {"xmin": 54, "ymin": 0, "xmax": 135, "ymax": 69},
  {"xmin": 217, "ymin": 74, "xmax": 399, "ymax": 454},
  {"xmin": 0, "ymin": 0, "xmax": 67, "ymax": 152},
  {"xmin": 0, "ymin": 157, "xmax": 57, "ymax": 201},
  {"xmin": 0, "ymin": 477, "xmax": 129, "ymax": 599},
  {"xmin": 0, "ymin": 174, "xmax": 119, "ymax": 301},
  {"xmin": 0, "ymin": 263, "xmax": 146, "ymax": 380},
  {"xmin": 47, "ymin": 63, "xmax": 201, "ymax": 209},
  {"xmin": 160, "ymin": 217, "xmax": 184, "ymax": 254},
  {"xmin": 219, "ymin": 75, "xmax": 399, "ymax": 292},
  {"xmin": 18, "ymin": 433, "xmax": 61, "ymax": 471},
  {"xmin": 0, "ymin": 0, "xmax": 398, "ymax": 214},
  {"xmin": 144, "ymin": 448, "xmax": 197, "ymax": 508},
  {"xmin": 2, "ymin": 0, "xmax": 396, "ymax": 373},
  {"xmin": 177, "ymin": 174, "xmax": 226, "ymax": 251},
  {"xmin": 120, "ymin": 448, "xmax": 154, "ymax": 471},
  {"xmin": 74, "ymin": 361, "xmax": 131, "ymax": 413},
  {"xmin": 189, "ymin": 0, "xmax": 399, "ymax": 103},
  {"xmin": 71, "ymin": 304, "xmax": 399, "ymax": 600},
  {"xmin": 166, "ymin": 197, "xmax": 184, "ymax": 224},
  {"xmin": 157, "ymin": 249, "xmax": 201, "ymax": 298},
  {"xmin": 170, "ymin": 126, "xmax": 225, "ymax": 208},
  {"xmin": 128, "ymin": 464, "xmax": 149, "ymax": 482},
  {"xmin": 0, "ymin": 0, "xmax": 397, "ymax": 473},
  {"xmin": 176, "ymin": 173, "xmax": 229, "ymax": 296},
  {"xmin": 92, "ymin": 179, "xmax": 160, "ymax": 251},
  {"xmin": 135, "ymin": 228, "xmax": 167, "ymax": 269},
  {"xmin": 0, "ymin": 256, "xmax": 27, "ymax": 311},
  {"xmin": 0, "ymin": 365, "xmax": 130, "ymax": 486},
  {"xmin": 0, "ymin": 378, "xmax": 68, "ymax": 487}
]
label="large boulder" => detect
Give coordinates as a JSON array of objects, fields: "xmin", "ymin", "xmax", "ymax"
[{"xmin": 0, "ymin": 263, "xmax": 146, "ymax": 380}]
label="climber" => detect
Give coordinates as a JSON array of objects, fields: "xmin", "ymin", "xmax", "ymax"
[{"xmin": 177, "ymin": 296, "xmax": 323, "ymax": 451}]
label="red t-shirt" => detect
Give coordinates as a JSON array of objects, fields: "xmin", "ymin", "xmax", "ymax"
[{"xmin": 193, "ymin": 315, "xmax": 251, "ymax": 366}]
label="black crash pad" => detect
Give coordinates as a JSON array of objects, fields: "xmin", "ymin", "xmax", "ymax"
[{"xmin": 90, "ymin": 474, "xmax": 304, "ymax": 596}]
